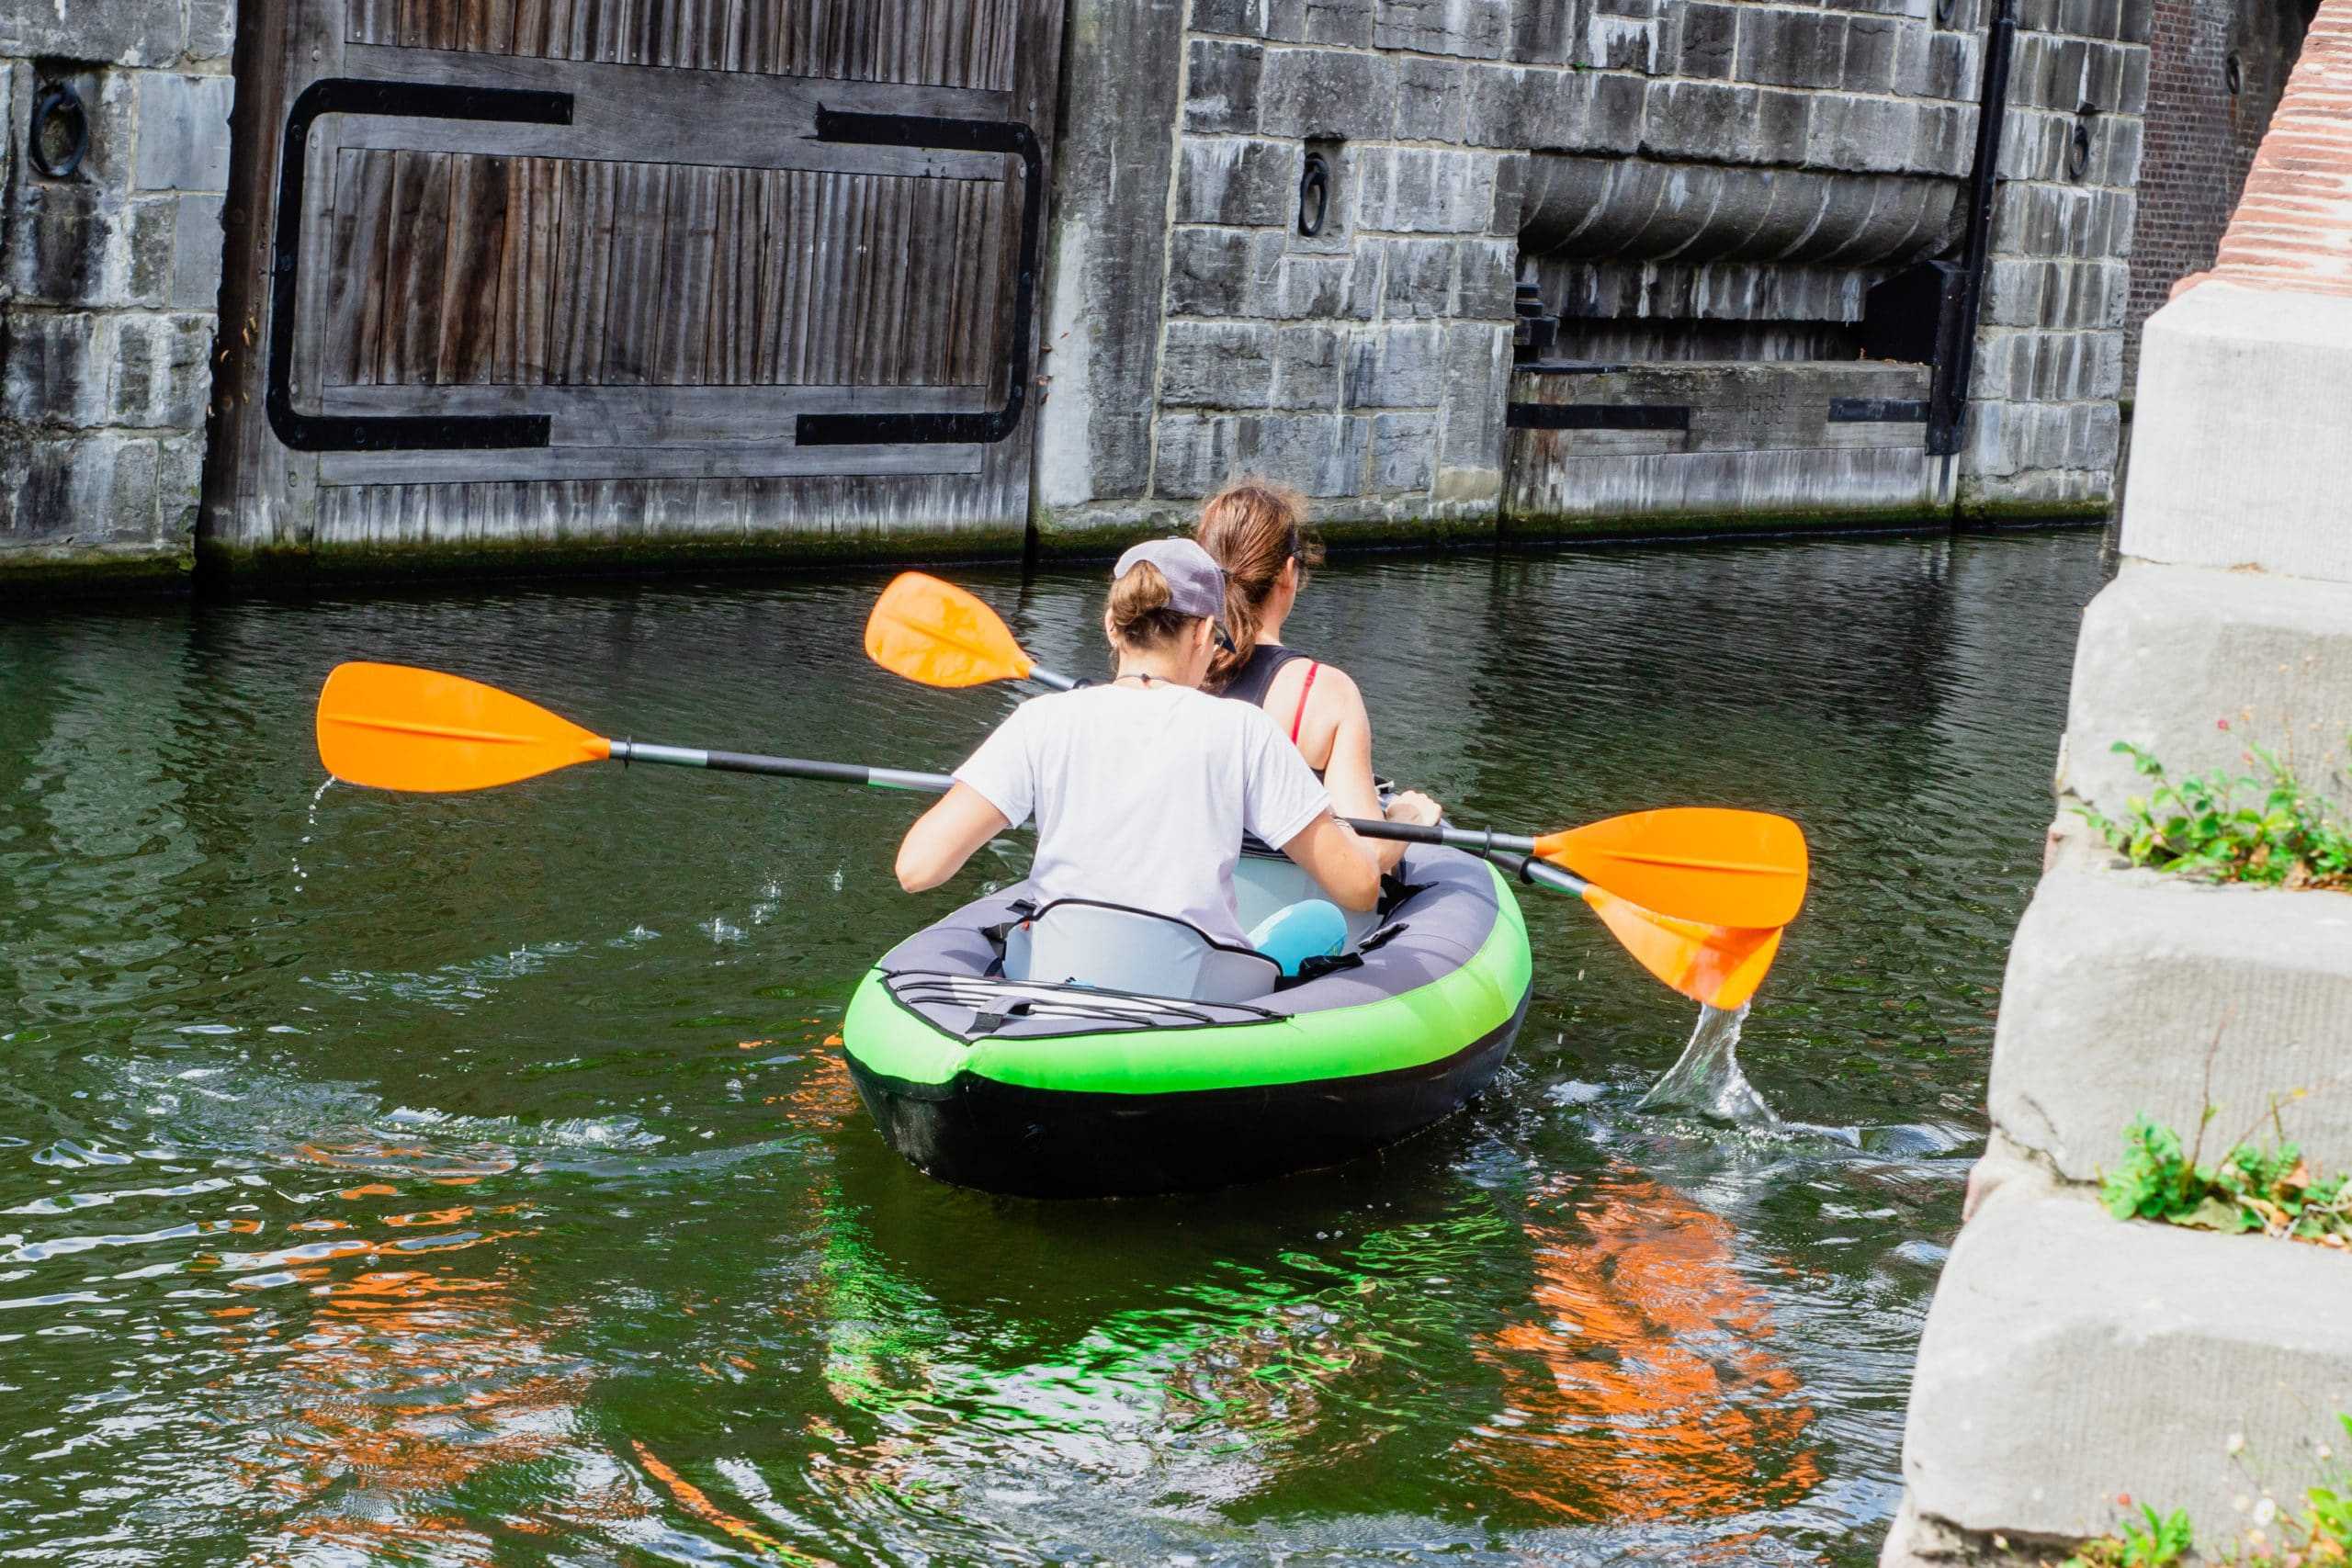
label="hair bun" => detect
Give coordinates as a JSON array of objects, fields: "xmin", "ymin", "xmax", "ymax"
[{"xmin": 1105, "ymin": 559, "xmax": 1193, "ymax": 651}]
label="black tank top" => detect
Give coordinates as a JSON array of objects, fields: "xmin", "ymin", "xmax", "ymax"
[{"xmin": 1218, "ymin": 643, "xmax": 1314, "ymax": 709}]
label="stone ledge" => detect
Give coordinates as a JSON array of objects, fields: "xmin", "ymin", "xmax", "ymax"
[
  {"xmin": 2059, "ymin": 559, "xmax": 2352, "ymax": 820},
  {"xmin": 1881, "ymin": 1490, "xmax": 2097, "ymax": 1567},
  {"xmin": 1989, "ymin": 868, "xmax": 2352, "ymax": 1183},
  {"xmin": 0, "ymin": 539, "xmax": 192, "ymax": 596},
  {"xmin": 1889, "ymin": 1179, "xmax": 2352, "ymax": 1557},
  {"xmin": 1031, "ymin": 500, "xmax": 1500, "ymax": 557},
  {"xmin": 2121, "ymin": 282, "xmax": 2352, "ymax": 584}
]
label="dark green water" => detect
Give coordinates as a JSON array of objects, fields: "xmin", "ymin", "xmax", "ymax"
[{"xmin": 0, "ymin": 530, "xmax": 2109, "ymax": 1566}]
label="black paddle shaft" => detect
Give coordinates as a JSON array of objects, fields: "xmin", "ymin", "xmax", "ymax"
[{"xmin": 603, "ymin": 739, "xmax": 1541, "ymax": 855}]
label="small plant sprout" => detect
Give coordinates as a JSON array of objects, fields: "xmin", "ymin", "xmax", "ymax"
[
  {"xmin": 2066, "ymin": 1418, "xmax": 2352, "ymax": 1566},
  {"xmin": 2065, "ymin": 1505, "xmax": 2196, "ymax": 1567}
]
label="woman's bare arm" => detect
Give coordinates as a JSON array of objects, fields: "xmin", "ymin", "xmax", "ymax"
[
  {"xmin": 895, "ymin": 784, "xmax": 1012, "ymax": 893},
  {"xmin": 1279, "ymin": 810, "xmax": 1381, "ymax": 912},
  {"xmin": 1308, "ymin": 668, "xmax": 1435, "ymax": 874}
]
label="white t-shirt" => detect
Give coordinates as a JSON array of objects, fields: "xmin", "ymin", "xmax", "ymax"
[{"xmin": 952, "ymin": 682, "xmax": 1332, "ymax": 947}]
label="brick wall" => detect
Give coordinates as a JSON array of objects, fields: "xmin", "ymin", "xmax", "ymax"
[
  {"xmin": 2122, "ymin": 0, "xmax": 2309, "ymax": 382},
  {"xmin": 1, "ymin": 0, "xmax": 237, "ymax": 588},
  {"xmin": 2197, "ymin": 0, "xmax": 2351, "ymax": 292}
]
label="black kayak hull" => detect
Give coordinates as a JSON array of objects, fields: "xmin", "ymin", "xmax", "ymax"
[{"xmin": 843, "ymin": 986, "xmax": 1529, "ymax": 1199}]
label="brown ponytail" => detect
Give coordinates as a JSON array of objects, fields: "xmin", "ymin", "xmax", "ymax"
[
  {"xmin": 1195, "ymin": 478, "xmax": 1320, "ymax": 690},
  {"xmin": 1104, "ymin": 560, "xmax": 1197, "ymax": 654}
]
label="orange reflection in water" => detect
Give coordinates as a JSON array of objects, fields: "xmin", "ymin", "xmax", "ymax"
[
  {"xmin": 634, "ymin": 1440, "xmax": 835, "ymax": 1566},
  {"xmin": 1467, "ymin": 1168, "xmax": 1822, "ymax": 1524},
  {"xmin": 228, "ymin": 1262, "xmax": 594, "ymax": 1560},
  {"xmin": 771, "ymin": 1041, "xmax": 861, "ymax": 1124},
  {"xmin": 204, "ymin": 1149, "xmax": 592, "ymax": 1561}
]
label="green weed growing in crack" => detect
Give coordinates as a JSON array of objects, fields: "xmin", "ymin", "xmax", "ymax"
[
  {"xmin": 2062, "ymin": 1503, "xmax": 2196, "ymax": 1565},
  {"xmin": 2099, "ymin": 1105, "xmax": 2352, "ymax": 1249},
  {"xmin": 2077, "ymin": 740, "xmax": 2352, "ymax": 891}
]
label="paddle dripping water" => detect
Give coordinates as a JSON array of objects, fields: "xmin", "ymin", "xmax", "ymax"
[{"xmin": 1636, "ymin": 1003, "xmax": 1783, "ymax": 1128}]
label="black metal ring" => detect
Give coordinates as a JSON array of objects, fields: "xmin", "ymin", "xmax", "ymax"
[
  {"xmin": 1298, "ymin": 153, "xmax": 1330, "ymax": 238},
  {"xmin": 2067, "ymin": 118, "xmax": 2092, "ymax": 180},
  {"xmin": 2225, "ymin": 52, "xmax": 2242, "ymax": 94},
  {"xmin": 28, "ymin": 83, "xmax": 90, "ymax": 180}
]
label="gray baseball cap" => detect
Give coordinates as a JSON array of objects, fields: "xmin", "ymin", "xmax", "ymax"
[{"xmin": 1114, "ymin": 537, "xmax": 1229, "ymax": 627}]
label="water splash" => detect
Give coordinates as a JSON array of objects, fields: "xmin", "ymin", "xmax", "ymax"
[
  {"xmin": 1636, "ymin": 1004, "xmax": 1781, "ymax": 1128},
  {"xmin": 291, "ymin": 778, "xmax": 334, "ymax": 892}
]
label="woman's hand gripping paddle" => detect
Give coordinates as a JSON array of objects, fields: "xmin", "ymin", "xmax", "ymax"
[{"xmin": 863, "ymin": 572, "xmax": 1806, "ymax": 1011}]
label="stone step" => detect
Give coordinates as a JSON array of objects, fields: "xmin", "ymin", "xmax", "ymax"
[
  {"xmin": 2059, "ymin": 559, "xmax": 2352, "ymax": 823},
  {"xmin": 1883, "ymin": 1177, "xmax": 2352, "ymax": 1563},
  {"xmin": 1990, "ymin": 868, "xmax": 2352, "ymax": 1184},
  {"xmin": 2124, "ymin": 281, "xmax": 2352, "ymax": 585}
]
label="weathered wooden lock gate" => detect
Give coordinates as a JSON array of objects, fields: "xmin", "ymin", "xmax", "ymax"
[{"xmin": 209, "ymin": 0, "xmax": 1063, "ymax": 573}]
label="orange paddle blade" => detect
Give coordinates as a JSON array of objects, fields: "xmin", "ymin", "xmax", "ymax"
[
  {"xmin": 1582, "ymin": 887, "xmax": 1784, "ymax": 1011},
  {"xmin": 317, "ymin": 662, "xmax": 609, "ymax": 792},
  {"xmin": 865, "ymin": 572, "xmax": 1034, "ymax": 689},
  {"xmin": 1537, "ymin": 808, "xmax": 1808, "ymax": 930}
]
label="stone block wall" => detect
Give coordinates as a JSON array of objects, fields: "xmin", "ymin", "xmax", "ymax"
[
  {"xmin": 1040, "ymin": 0, "xmax": 1534, "ymax": 542},
  {"xmin": 0, "ymin": 0, "xmax": 2203, "ymax": 586},
  {"xmin": 1040, "ymin": 0, "xmax": 2156, "ymax": 547},
  {"xmin": 1957, "ymin": 0, "xmax": 2147, "ymax": 518},
  {"xmin": 0, "ymin": 0, "xmax": 237, "ymax": 590}
]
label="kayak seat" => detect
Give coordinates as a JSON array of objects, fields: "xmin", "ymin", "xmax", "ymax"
[{"xmin": 1007, "ymin": 898, "xmax": 1282, "ymax": 1004}]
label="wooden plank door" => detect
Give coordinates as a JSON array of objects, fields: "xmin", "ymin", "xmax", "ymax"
[{"xmin": 208, "ymin": 0, "xmax": 1063, "ymax": 569}]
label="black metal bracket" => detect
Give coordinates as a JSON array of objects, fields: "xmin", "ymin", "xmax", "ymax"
[
  {"xmin": 1828, "ymin": 398, "xmax": 1930, "ymax": 423},
  {"xmin": 1516, "ymin": 361, "xmax": 1634, "ymax": 377},
  {"xmin": 795, "ymin": 106, "xmax": 1045, "ymax": 446},
  {"xmin": 1854, "ymin": 0, "xmax": 2014, "ymax": 458},
  {"xmin": 1931, "ymin": 0, "xmax": 2017, "ymax": 457},
  {"xmin": 266, "ymin": 78, "xmax": 573, "ymax": 455},
  {"xmin": 1507, "ymin": 402, "xmax": 1690, "ymax": 432}
]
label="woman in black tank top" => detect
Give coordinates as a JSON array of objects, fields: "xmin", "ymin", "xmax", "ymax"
[
  {"xmin": 1195, "ymin": 481, "xmax": 1440, "ymax": 872},
  {"xmin": 1218, "ymin": 642, "xmax": 1312, "ymax": 710}
]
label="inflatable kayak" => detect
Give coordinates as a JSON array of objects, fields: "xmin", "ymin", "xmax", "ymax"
[{"xmin": 840, "ymin": 845, "xmax": 1534, "ymax": 1197}]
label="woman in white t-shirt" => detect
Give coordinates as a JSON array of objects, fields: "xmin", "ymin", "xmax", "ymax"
[{"xmin": 894, "ymin": 539, "xmax": 1383, "ymax": 967}]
